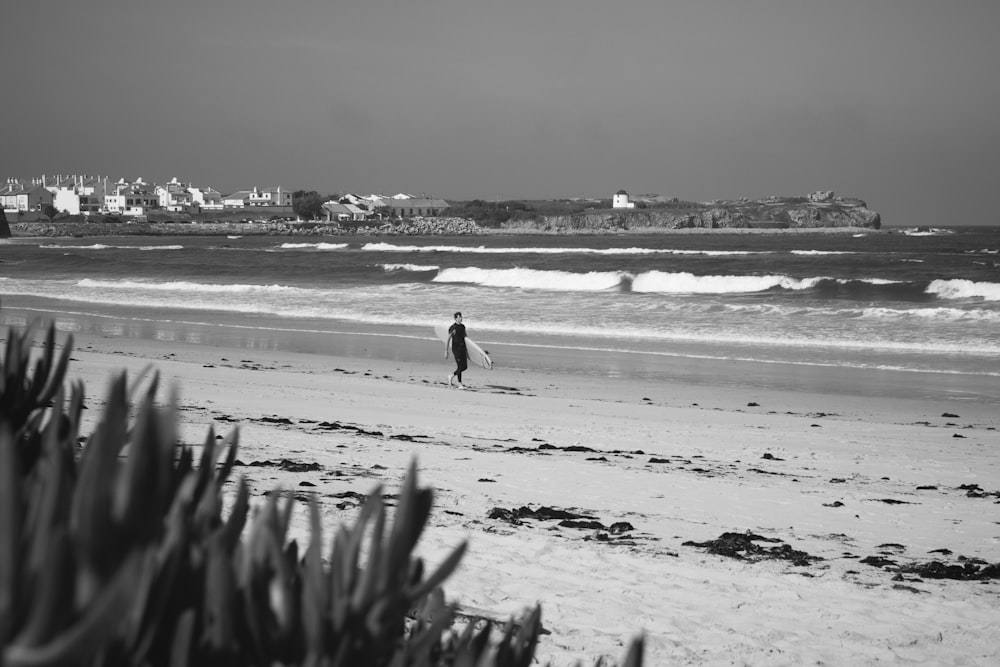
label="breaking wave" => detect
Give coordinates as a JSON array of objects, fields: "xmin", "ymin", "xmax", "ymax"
[
  {"xmin": 632, "ymin": 272, "xmax": 821, "ymax": 294},
  {"xmin": 75, "ymin": 279, "xmax": 296, "ymax": 294},
  {"xmin": 41, "ymin": 244, "xmax": 184, "ymax": 250},
  {"xmin": 790, "ymin": 250, "xmax": 856, "ymax": 255},
  {"xmin": 926, "ymin": 279, "xmax": 1000, "ymax": 301},
  {"xmin": 433, "ymin": 267, "xmax": 627, "ymax": 291},
  {"xmin": 362, "ymin": 242, "xmax": 764, "ymax": 256},
  {"xmin": 382, "ymin": 263, "xmax": 439, "ymax": 272},
  {"xmin": 276, "ymin": 242, "xmax": 349, "ymax": 250},
  {"xmin": 424, "ymin": 267, "xmax": 940, "ymax": 297}
]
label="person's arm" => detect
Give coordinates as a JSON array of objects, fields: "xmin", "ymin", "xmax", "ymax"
[{"xmin": 445, "ymin": 331, "xmax": 453, "ymax": 358}]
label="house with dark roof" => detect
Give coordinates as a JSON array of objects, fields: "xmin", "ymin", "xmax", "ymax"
[
  {"xmin": 381, "ymin": 198, "xmax": 450, "ymax": 218},
  {"xmin": 1, "ymin": 178, "xmax": 53, "ymax": 212},
  {"xmin": 223, "ymin": 191, "xmax": 252, "ymax": 208},
  {"xmin": 321, "ymin": 201, "xmax": 353, "ymax": 222}
]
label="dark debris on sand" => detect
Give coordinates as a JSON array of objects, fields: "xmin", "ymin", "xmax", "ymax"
[
  {"xmin": 504, "ymin": 443, "xmax": 645, "ymax": 458},
  {"xmin": 488, "ymin": 506, "xmax": 599, "ymax": 525},
  {"xmin": 314, "ymin": 420, "xmax": 385, "ymax": 437},
  {"xmin": 958, "ymin": 483, "xmax": 1000, "ymax": 499},
  {"xmin": 682, "ymin": 531, "xmax": 822, "ymax": 567},
  {"xmin": 861, "ymin": 553, "xmax": 1000, "ymax": 581},
  {"xmin": 235, "ymin": 458, "xmax": 323, "ymax": 473},
  {"xmin": 487, "ymin": 505, "xmax": 638, "ymax": 543}
]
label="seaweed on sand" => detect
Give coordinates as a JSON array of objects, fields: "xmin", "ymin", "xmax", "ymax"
[{"xmin": 683, "ymin": 531, "xmax": 822, "ymax": 567}]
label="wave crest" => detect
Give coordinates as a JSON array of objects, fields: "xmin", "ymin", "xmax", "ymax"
[
  {"xmin": 927, "ymin": 279, "xmax": 1000, "ymax": 301},
  {"xmin": 433, "ymin": 267, "xmax": 627, "ymax": 291},
  {"xmin": 632, "ymin": 271, "xmax": 821, "ymax": 294},
  {"xmin": 362, "ymin": 242, "xmax": 765, "ymax": 256},
  {"xmin": 278, "ymin": 242, "xmax": 349, "ymax": 250},
  {"xmin": 382, "ymin": 263, "xmax": 440, "ymax": 272},
  {"xmin": 75, "ymin": 279, "xmax": 296, "ymax": 293},
  {"xmin": 41, "ymin": 244, "xmax": 184, "ymax": 250}
]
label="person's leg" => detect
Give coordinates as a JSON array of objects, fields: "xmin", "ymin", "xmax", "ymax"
[{"xmin": 454, "ymin": 348, "xmax": 468, "ymax": 385}]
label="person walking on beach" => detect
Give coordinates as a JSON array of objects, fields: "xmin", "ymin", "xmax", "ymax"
[{"xmin": 445, "ymin": 311, "xmax": 468, "ymax": 389}]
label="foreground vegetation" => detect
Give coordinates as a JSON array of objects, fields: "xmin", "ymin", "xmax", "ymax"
[{"xmin": 0, "ymin": 313, "xmax": 643, "ymax": 666}]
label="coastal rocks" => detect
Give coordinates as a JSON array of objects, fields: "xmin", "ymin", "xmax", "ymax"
[
  {"xmin": 348, "ymin": 217, "xmax": 484, "ymax": 235},
  {"xmin": 9, "ymin": 217, "xmax": 486, "ymax": 237},
  {"xmin": 515, "ymin": 194, "xmax": 881, "ymax": 232}
]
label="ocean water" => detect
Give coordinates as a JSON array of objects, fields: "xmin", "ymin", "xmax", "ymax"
[{"xmin": 2, "ymin": 227, "xmax": 999, "ymax": 403}]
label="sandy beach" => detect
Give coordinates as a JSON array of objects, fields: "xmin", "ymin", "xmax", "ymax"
[{"xmin": 42, "ymin": 324, "xmax": 1000, "ymax": 666}]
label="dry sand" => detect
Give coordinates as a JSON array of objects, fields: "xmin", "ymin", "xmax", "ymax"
[{"xmin": 57, "ymin": 330, "xmax": 1000, "ymax": 666}]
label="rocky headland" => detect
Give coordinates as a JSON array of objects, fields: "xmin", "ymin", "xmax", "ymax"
[{"xmin": 504, "ymin": 192, "xmax": 881, "ymax": 233}]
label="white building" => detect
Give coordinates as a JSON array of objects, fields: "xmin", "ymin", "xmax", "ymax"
[
  {"xmin": 612, "ymin": 189, "xmax": 635, "ymax": 209},
  {"xmin": 104, "ymin": 178, "xmax": 159, "ymax": 217},
  {"xmin": 45, "ymin": 175, "xmax": 107, "ymax": 216},
  {"xmin": 1, "ymin": 178, "xmax": 54, "ymax": 212},
  {"xmin": 156, "ymin": 177, "xmax": 193, "ymax": 212},
  {"xmin": 188, "ymin": 185, "xmax": 223, "ymax": 209},
  {"xmin": 247, "ymin": 186, "xmax": 291, "ymax": 207},
  {"xmin": 223, "ymin": 191, "xmax": 251, "ymax": 208}
]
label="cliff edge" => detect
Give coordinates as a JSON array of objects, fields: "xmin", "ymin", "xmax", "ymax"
[{"xmin": 504, "ymin": 192, "xmax": 881, "ymax": 233}]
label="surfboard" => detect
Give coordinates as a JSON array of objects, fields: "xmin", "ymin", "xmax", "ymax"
[{"xmin": 435, "ymin": 324, "xmax": 494, "ymax": 370}]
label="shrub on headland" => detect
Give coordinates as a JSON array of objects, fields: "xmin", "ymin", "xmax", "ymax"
[{"xmin": 0, "ymin": 312, "xmax": 643, "ymax": 666}]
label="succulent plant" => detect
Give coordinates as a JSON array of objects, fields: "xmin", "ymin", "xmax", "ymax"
[{"xmin": 0, "ymin": 312, "xmax": 643, "ymax": 666}]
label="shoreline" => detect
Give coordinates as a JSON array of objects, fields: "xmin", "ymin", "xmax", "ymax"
[
  {"xmin": 4, "ymin": 300, "xmax": 997, "ymax": 406},
  {"xmin": 33, "ymin": 321, "xmax": 1000, "ymax": 665},
  {"xmin": 6, "ymin": 220, "xmax": 882, "ymax": 238}
]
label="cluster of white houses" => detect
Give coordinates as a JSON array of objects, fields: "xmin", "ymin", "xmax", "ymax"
[
  {"xmin": 0, "ymin": 175, "xmax": 293, "ymax": 218},
  {"xmin": 0, "ymin": 174, "xmax": 450, "ymax": 220}
]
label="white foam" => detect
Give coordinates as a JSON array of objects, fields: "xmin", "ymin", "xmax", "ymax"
[
  {"xmin": 433, "ymin": 267, "xmax": 626, "ymax": 291},
  {"xmin": 902, "ymin": 227, "xmax": 954, "ymax": 236},
  {"xmin": 848, "ymin": 278, "xmax": 902, "ymax": 285},
  {"xmin": 382, "ymin": 263, "xmax": 440, "ymax": 272},
  {"xmin": 790, "ymin": 250, "xmax": 856, "ymax": 255},
  {"xmin": 631, "ymin": 271, "xmax": 821, "ymax": 294},
  {"xmin": 75, "ymin": 279, "xmax": 297, "ymax": 294},
  {"xmin": 926, "ymin": 279, "xmax": 1000, "ymax": 301},
  {"xmin": 859, "ymin": 306, "xmax": 1000, "ymax": 322},
  {"xmin": 362, "ymin": 242, "xmax": 765, "ymax": 256},
  {"xmin": 39, "ymin": 244, "xmax": 183, "ymax": 250},
  {"xmin": 277, "ymin": 242, "xmax": 349, "ymax": 250}
]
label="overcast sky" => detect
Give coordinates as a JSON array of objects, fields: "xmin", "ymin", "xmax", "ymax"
[{"xmin": 4, "ymin": 0, "xmax": 999, "ymax": 226}]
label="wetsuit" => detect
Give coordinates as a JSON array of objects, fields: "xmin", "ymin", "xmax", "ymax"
[{"xmin": 449, "ymin": 321, "xmax": 468, "ymax": 383}]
